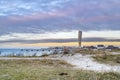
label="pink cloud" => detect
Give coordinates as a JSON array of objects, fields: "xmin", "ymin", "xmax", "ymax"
[
  {"xmin": 9, "ymin": 12, "xmax": 67, "ymax": 22},
  {"xmin": 78, "ymin": 14, "xmax": 120, "ymax": 23}
]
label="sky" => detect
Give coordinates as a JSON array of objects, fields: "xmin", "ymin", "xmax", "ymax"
[{"xmin": 0, "ymin": 0, "xmax": 120, "ymax": 47}]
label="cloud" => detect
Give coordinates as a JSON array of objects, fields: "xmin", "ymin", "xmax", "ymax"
[
  {"xmin": 0, "ymin": 38, "xmax": 120, "ymax": 44},
  {"xmin": 0, "ymin": 31, "xmax": 119, "ymax": 44},
  {"xmin": 0, "ymin": 0, "xmax": 71, "ymax": 16},
  {"xmin": 0, "ymin": 0, "xmax": 120, "ymax": 37}
]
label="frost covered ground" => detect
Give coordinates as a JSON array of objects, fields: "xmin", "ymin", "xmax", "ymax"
[
  {"xmin": 58, "ymin": 53, "xmax": 120, "ymax": 73},
  {"xmin": 0, "ymin": 52, "xmax": 120, "ymax": 73}
]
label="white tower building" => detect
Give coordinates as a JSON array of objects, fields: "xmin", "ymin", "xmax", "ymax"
[{"xmin": 78, "ymin": 30, "xmax": 82, "ymax": 47}]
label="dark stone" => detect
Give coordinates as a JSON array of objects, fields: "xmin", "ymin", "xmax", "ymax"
[
  {"xmin": 59, "ymin": 72, "xmax": 68, "ymax": 76},
  {"xmin": 116, "ymin": 60, "xmax": 120, "ymax": 63}
]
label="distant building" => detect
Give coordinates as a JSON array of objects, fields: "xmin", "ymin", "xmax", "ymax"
[
  {"xmin": 78, "ymin": 30, "xmax": 82, "ymax": 47},
  {"xmin": 106, "ymin": 45, "xmax": 119, "ymax": 49},
  {"xmin": 97, "ymin": 45, "xmax": 105, "ymax": 49},
  {"xmin": 83, "ymin": 46, "xmax": 97, "ymax": 50}
]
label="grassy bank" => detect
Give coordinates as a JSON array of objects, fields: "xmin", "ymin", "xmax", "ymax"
[
  {"xmin": 0, "ymin": 59, "xmax": 120, "ymax": 80},
  {"xmin": 92, "ymin": 54, "xmax": 120, "ymax": 65},
  {"xmin": 110, "ymin": 49, "xmax": 120, "ymax": 52},
  {"xmin": 73, "ymin": 49, "xmax": 109, "ymax": 55}
]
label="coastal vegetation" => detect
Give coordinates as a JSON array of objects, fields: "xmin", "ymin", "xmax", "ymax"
[
  {"xmin": 110, "ymin": 49, "xmax": 120, "ymax": 52},
  {"xmin": 0, "ymin": 59, "xmax": 120, "ymax": 80},
  {"xmin": 92, "ymin": 54, "xmax": 120, "ymax": 65},
  {"xmin": 73, "ymin": 49, "xmax": 109, "ymax": 55}
]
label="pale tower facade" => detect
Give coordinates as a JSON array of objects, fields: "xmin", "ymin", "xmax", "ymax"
[{"xmin": 78, "ymin": 30, "xmax": 82, "ymax": 47}]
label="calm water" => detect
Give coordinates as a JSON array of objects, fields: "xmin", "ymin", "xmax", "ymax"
[{"xmin": 0, "ymin": 48, "xmax": 55, "ymax": 56}]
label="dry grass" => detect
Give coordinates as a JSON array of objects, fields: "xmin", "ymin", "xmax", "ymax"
[
  {"xmin": 92, "ymin": 54, "xmax": 120, "ymax": 65},
  {"xmin": 0, "ymin": 59, "xmax": 120, "ymax": 80},
  {"xmin": 110, "ymin": 49, "xmax": 120, "ymax": 52},
  {"xmin": 73, "ymin": 49, "xmax": 109, "ymax": 55},
  {"xmin": 0, "ymin": 59, "xmax": 72, "ymax": 67}
]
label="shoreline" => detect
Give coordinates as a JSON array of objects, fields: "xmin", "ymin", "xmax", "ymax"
[
  {"xmin": 0, "ymin": 42, "xmax": 120, "ymax": 48},
  {"xmin": 0, "ymin": 52, "xmax": 120, "ymax": 73}
]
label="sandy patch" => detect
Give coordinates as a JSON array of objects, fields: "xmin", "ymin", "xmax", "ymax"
[{"xmin": 57, "ymin": 53, "xmax": 120, "ymax": 73}]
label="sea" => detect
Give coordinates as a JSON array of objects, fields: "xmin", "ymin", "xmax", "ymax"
[{"xmin": 0, "ymin": 48, "xmax": 55, "ymax": 57}]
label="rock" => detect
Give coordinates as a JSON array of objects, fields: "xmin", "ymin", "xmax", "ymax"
[
  {"xmin": 116, "ymin": 60, "xmax": 120, "ymax": 63},
  {"xmin": 59, "ymin": 72, "xmax": 68, "ymax": 76}
]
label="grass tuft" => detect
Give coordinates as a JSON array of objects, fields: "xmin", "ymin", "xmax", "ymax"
[
  {"xmin": 0, "ymin": 59, "xmax": 120, "ymax": 80},
  {"xmin": 92, "ymin": 54, "xmax": 120, "ymax": 65},
  {"xmin": 73, "ymin": 49, "xmax": 109, "ymax": 55}
]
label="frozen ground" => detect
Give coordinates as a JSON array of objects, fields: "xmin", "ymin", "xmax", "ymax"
[
  {"xmin": 0, "ymin": 52, "xmax": 120, "ymax": 73},
  {"xmin": 58, "ymin": 53, "xmax": 120, "ymax": 73},
  {"xmin": 110, "ymin": 52, "xmax": 120, "ymax": 55}
]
